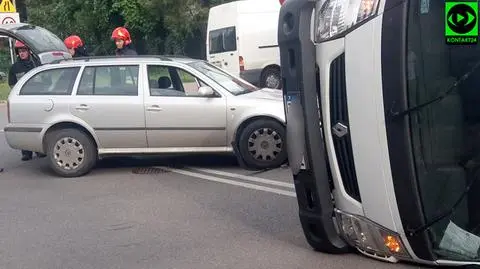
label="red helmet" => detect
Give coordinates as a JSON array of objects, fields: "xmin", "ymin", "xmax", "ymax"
[
  {"xmin": 15, "ymin": 40, "xmax": 26, "ymax": 48},
  {"xmin": 111, "ymin": 27, "xmax": 131, "ymax": 45},
  {"xmin": 64, "ymin": 35, "xmax": 84, "ymax": 49}
]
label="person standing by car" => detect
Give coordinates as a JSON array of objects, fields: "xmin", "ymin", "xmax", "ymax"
[
  {"xmin": 64, "ymin": 35, "xmax": 89, "ymax": 58},
  {"xmin": 8, "ymin": 41, "xmax": 35, "ymax": 87},
  {"xmin": 8, "ymin": 40, "xmax": 46, "ymax": 161},
  {"xmin": 111, "ymin": 27, "xmax": 137, "ymax": 56}
]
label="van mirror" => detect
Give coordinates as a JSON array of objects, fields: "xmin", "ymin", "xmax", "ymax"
[{"xmin": 198, "ymin": 86, "xmax": 215, "ymax": 97}]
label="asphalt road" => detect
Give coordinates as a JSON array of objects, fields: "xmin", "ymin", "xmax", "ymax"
[{"xmin": 0, "ymin": 104, "xmax": 425, "ymax": 269}]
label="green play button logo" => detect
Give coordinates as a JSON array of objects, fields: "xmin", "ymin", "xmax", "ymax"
[{"xmin": 445, "ymin": 1, "xmax": 478, "ymax": 45}]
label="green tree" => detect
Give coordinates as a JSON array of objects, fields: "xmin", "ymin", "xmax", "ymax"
[{"xmin": 24, "ymin": 0, "xmax": 236, "ymax": 58}]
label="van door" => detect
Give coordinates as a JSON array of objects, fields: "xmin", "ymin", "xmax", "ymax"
[
  {"xmin": 0, "ymin": 23, "xmax": 72, "ymax": 65},
  {"xmin": 207, "ymin": 26, "xmax": 240, "ymax": 76}
]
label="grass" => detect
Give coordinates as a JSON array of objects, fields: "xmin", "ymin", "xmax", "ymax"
[{"xmin": 0, "ymin": 82, "xmax": 9, "ymax": 101}]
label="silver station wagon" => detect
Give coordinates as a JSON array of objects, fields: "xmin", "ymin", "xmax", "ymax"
[{"xmin": 4, "ymin": 55, "xmax": 288, "ymax": 177}]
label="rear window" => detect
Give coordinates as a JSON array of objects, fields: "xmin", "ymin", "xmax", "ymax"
[
  {"xmin": 12, "ymin": 25, "xmax": 68, "ymax": 53},
  {"xmin": 209, "ymin": 26, "xmax": 237, "ymax": 54},
  {"xmin": 19, "ymin": 67, "xmax": 80, "ymax": 95}
]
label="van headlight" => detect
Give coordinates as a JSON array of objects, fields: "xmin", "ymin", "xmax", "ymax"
[
  {"xmin": 314, "ymin": 0, "xmax": 380, "ymax": 42},
  {"xmin": 334, "ymin": 209, "xmax": 411, "ymax": 260}
]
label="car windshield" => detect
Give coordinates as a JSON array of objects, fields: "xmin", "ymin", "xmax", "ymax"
[
  {"xmin": 187, "ymin": 61, "xmax": 258, "ymax": 95},
  {"xmin": 12, "ymin": 25, "xmax": 67, "ymax": 53},
  {"xmin": 406, "ymin": 0, "xmax": 480, "ymax": 262}
]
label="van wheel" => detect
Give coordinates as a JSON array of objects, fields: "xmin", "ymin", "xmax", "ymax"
[
  {"xmin": 238, "ymin": 119, "xmax": 287, "ymax": 169},
  {"xmin": 45, "ymin": 128, "xmax": 97, "ymax": 177},
  {"xmin": 261, "ymin": 66, "xmax": 282, "ymax": 89}
]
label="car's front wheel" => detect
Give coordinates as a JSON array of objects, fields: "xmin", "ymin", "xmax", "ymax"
[
  {"xmin": 237, "ymin": 119, "xmax": 287, "ymax": 169},
  {"xmin": 45, "ymin": 128, "xmax": 97, "ymax": 177}
]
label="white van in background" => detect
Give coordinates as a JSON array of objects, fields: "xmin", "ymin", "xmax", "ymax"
[{"xmin": 206, "ymin": 0, "xmax": 284, "ymax": 89}]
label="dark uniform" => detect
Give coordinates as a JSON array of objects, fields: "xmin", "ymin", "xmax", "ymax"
[
  {"xmin": 8, "ymin": 57, "xmax": 35, "ymax": 88},
  {"xmin": 73, "ymin": 46, "xmax": 89, "ymax": 57},
  {"xmin": 115, "ymin": 44, "xmax": 137, "ymax": 56}
]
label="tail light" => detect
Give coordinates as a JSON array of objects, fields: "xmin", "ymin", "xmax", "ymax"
[
  {"xmin": 6, "ymin": 100, "xmax": 10, "ymax": 123},
  {"xmin": 279, "ymin": 0, "xmax": 285, "ymax": 5},
  {"xmin": 239, "ymin": 56, "xmax": 245, "ymax": 71}
]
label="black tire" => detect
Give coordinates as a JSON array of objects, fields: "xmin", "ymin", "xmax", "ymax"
[
  {"xmin": 45, "ymin": 128, "xmax": 97, "ymax": 177},
  {"xmin": 260, "ymin": 66, "xmax": 282, "ymax": 89},
  {"xmin": 237, "ymin": 119, "xmax": 287, "ymax": 169}
]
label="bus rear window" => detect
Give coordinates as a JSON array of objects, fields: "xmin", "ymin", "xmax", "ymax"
[{"xmin": 209, "ymin": 26, "xmax": 237, "ymax": 54}]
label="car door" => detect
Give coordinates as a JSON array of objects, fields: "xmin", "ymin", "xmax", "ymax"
[
  {"xmin": 0, "ymin": 23, "xmax": 71, "ymax": 65},
  {"xmin": 143, "ymin": 64, "xmax": 227, "ymax": 149},
  {"xmin": 70, "ymin": 64, "xmax": 147, "ymax": 150}
]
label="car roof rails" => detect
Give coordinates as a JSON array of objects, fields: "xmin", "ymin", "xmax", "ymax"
[
  {"xmin": 49, "ymin": 54, "xmax": 198, "ymax": 65},
  {"xmin": 161, "ymin": 54, "xmax": 193, "ymax": 59},
  {"xmin": 72, "ymin": 55, "xmax": 174, "ymax": 61}
]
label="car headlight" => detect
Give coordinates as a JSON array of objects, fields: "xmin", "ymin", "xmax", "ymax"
[
  {"xmin": 314, "ymin": 0, "xmax": 380, "ymax": 42},
  {"xmin": 334, "ymin": 209, "xmax": 411, "ymax": 261}
]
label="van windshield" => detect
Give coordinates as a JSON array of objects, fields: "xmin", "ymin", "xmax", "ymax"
[
  {"xmin": 9, "ymin": 25, "xmax": 67, "ymax": 53},
  {"xmin": 188, "ymin": 61, "xmax": 258, "ymax": 95},
  {"xmin": 209, "ymin": 26, "xmax": 237, "ymax": 54},
  {"xmin": 407, "ymin": 0, "xmax": 480, "ymax": 261}
]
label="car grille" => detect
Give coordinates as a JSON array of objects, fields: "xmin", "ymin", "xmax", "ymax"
[{"xmin": 329, "ymin": 53, "xmax": 362, "ymax": 202}]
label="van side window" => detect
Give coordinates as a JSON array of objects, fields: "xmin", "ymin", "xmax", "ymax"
[
  {"xmin": 19, "ymin": 67, "xmax": 80, "ymax": 95},
  {"xmin": 77, "ymin": 65, "xmax": 139, "ymax": 96},
  {"xmin": 209, "ymin": 26, "xmax": 237, "ymax": 54}
]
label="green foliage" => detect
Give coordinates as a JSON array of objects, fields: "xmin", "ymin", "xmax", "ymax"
[
  {"xmin": 0, "ymin": 51, "xmax": 11, "ymax": 74},
  {"xmin": 23, "ymin": 0, "xmax": 237, "ymax": 57},
  {"xmin": 0, "ymin": 82, "xmax": 10, "ymax": 101}
]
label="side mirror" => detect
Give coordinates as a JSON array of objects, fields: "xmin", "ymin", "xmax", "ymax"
[{"xmin": 198, "ymin": 86, "xmax": 215, "ymax": 97}]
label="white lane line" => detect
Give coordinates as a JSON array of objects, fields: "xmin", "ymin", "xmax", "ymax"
[
  {"xmin": 188, "ymin": 167, "xmax": 295, "ymax": 189},
  {"xmin": 158, "ymin": 166, "xmax": 296, "ymax": 198}
]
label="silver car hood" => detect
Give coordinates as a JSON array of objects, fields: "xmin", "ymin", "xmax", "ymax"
[{"xmin": 242, "ymin": 88, "xmax": 283, "ymax": 101}]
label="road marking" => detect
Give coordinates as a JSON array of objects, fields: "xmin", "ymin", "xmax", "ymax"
[
  {"xmin": 188, "ymin": 167, "xmax": 295, "ymax": 189},
  {"xmin": 158, "ymin": 166, "xmax": 296, "ymax": 198}
]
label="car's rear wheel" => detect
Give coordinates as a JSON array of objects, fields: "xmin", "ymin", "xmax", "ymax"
[
  {"xmin": 45, "ymin": 128, "xmax": 97, "ymax": 177},
  {"xmin": 238, "ymin": 119, "xmax": 287, "ymax": 169}
]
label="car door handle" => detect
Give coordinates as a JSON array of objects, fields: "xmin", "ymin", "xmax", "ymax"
[
  {"xmin": 147, "ymin": 105, "xmax": 163, "ymax": 112},
  {"xmin": 75, "ymin": 104, "xmax": 89, "ymax": 111}
]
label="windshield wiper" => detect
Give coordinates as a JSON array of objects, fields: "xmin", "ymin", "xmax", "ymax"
[{"xmin": 388, "ymin": 60, "xmax": 480, "ymax": 121}]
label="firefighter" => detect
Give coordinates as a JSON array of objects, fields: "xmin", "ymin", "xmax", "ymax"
[
  {"xmin": 8, "ymin": 41, "xmax": 46, "ymax": 161},
  {"xmin": 111, "ymin": 27, "xmax": 137, "ymax": 56},
  {"xmin": 8, "ymin": 41, "xmax": 35, "ymax": 87},
  {"xmin": 64, "ymin": 35, "xmax": 89, "ymax": 58}
]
